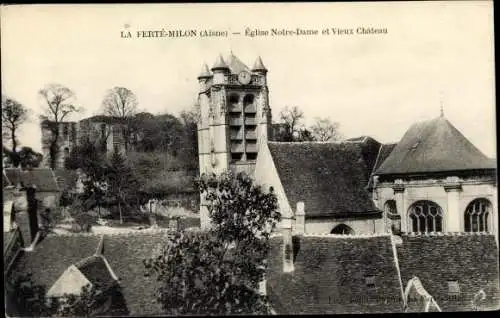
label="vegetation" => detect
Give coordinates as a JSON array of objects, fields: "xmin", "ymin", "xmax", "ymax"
[
  {"xmin": 2, "ymin": 95, "xmax": 29, "ymax": 167},
  {"xmin": 144, "ymin": 172, "xmax": 281, "ymax": 315},
  {"xmin": 274, "ymin": 105, "xmax": 342, "ymax": 142},
  {"xmin": 39, "ymin": 83, "xmax": 83, "ymax": 169}
]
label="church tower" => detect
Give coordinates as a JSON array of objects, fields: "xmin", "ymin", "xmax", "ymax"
[
  {"xmin": 197, "ymin": 53, "xmax": 272, "ymax": 228},
  {"xmin": 197, "ymin": 53, "xmax": 271, "ymax": 176}
]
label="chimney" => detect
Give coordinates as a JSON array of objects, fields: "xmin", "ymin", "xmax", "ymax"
[
  {"xmin": 15, "ymin": 186, "xmax": 40, "ymax": 248},
  {"xmin": 295, "ymin": 201, "xmax": 305, "ymax": 234},
  {"xmin": 282, "ymin": 217, "xmax": 294, "ymax": 273}
]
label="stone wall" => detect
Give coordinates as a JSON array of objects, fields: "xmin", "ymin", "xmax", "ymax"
[
  {"xmin": 304, "ymin": 217, "xmax": 385, "ymax": 235},
  {"xmin": 375, "ymin": 177, "xmax": 497, "ymax": 238}
]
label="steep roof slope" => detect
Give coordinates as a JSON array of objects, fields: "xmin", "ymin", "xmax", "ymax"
[
  {"xmin": 267, "ymin": 142, "xmax": 379, "ymax": 217},
  {"xmin": 225, "ymin": 53, "xmax": 250, "ymax": 74},
  {"xmin": 396, "ymin": 233, "xmax": 500, "ymax": 311},
  {"xmin": 267, "ymin": 235, "xmax": 403, "ymax": 314},
  {"xmin": 8, "ymin": 231, "xmax": 171, "ymax": 316},
  {"xmin": 375, "ymin": 117, "xmax": 496, "ymax": 175}
]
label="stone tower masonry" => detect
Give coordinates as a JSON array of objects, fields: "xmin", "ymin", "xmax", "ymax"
[{"xmin": 197, "ymin": 53, "xmax": 272, "ymax": 228}]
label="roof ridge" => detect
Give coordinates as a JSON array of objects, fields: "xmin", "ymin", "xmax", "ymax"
[{"xmin": 301, "ymin": 232, "xmax": 392, "ymax": 238}]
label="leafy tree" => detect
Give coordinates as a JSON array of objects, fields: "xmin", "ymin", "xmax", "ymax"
[
  {"xmin": 39, "ymin": 83, "xmax": 82, "ymax": 169},
  {"xmin": 105, "ymin": 149, "xmax": 140, "ymax": 224},
  {"xmin": 3, "ymin": 146, "xmax": 43, "ymax": 169},
  {"xmin": 65, "ymin": 138, "xmax": 109, "ymax": 214},
  {"xmin": 2, "ymin": 95, "xmax": 29, "ymax": 167},
  {"xmin": 101, "ymin": 87, "xmax": 139, "ymax": 151},
  {"xmin": 144, "ymin": 172, "xmax": 281, "ymax": 315},
  {"xmin": 310, "ymin": 117, "xmax": 343, "ymax": 142}
]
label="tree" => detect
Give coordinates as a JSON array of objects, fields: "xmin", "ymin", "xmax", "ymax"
[
  {"xmin": 2, "ymin": 96, "xmax": 28, "ymax": 167},
  {"xmin": 105, "ymin": 150, "xmax": 140, "ymax": 224},
  {"xmin": 3, "ymin": 145, "xmax": 43, "ymax": 169},
  {"xmin": 275, "ymin": 106, "xmax": 305, "ymax": 142},
  {"xmin": 39, "ymin": 83, "xmax": 82, "ymax": 169},
  {"xmin": 144, "ymin": 172, "xmax": 281, "ymax": 315},
  {"xmin": 310, "ymin": 117, "xmax": 343, "ymax": 142},
  {"xmin": 101, "ymin": 87, "xmax": 139, "ymax": 151}
]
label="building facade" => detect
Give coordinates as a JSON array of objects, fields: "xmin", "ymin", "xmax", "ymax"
[
  {"xmin": 40, "ymin": 116, "xmax": 128, "ymax": 169},
  {"xmin": 373, "ymin": 115, "xmax": 498, "ymax": 240},
  {"xmin": 197, "ymin": 53, "xmax": 272, "ymax": 227}
]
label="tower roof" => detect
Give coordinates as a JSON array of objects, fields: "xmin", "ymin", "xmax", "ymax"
[
  {"xmin": 252, "ymin": 56, "xmax": 268, "ymax": 72},
  {"xmin": 375, "ymin": 116, "xmax": 496, "ymax": 175},
  {"xmin": 225, "ymin": 52, "xmax": 250, "ymax": 74},
  {"xmin": 197, "ymin": 63, "xmax": 211, "ymax": 78},
  {"xmin": 211, "ymin": 54, "xmax": 229, "ymax": 71}
]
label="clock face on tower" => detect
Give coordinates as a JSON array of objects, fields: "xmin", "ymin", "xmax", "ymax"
[{"xmin": 238, "ymin": 71, "xmax": 251, "ymax": 85}]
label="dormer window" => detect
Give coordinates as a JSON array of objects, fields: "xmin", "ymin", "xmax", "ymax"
[
  {"xmin": 448, "ymin": 281, "xmax": 460, "ymax": 296},
  {"xmin": 365, "ymin": 275, "xmax": 375, "ymax": 288}
]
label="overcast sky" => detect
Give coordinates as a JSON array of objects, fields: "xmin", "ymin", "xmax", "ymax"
[{"xmin": 1, "ymin": 2, "xmax": 496, "ymax": 158}]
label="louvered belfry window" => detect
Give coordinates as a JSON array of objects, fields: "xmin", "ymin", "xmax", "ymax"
[
  {"xmin": 408, "ymin": 200, "xmax": 443, "ymax": 233},
  {"xmin": 464, "ymin": 199, "xmax": 490, "ymax": 233}
]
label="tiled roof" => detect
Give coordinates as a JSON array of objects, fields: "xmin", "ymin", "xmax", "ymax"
[
  {"xmin": 397, "ymin": 233, "xmax": 500, "ymax": 311},
  {"xmin": 375, "ymin": 117, "xmax": 496, "ymax": 175},
  {"xmin": 75, "ymin": 255, "xmax": 116, "ymax": 290},
  {"xmin": 367, "ymin": 143, "xmax": 397, "ymax": 189},
  {"xmin": 266, "ymin": 235, "xmax": 403, "ymax": 314},
  {"xmin": 21, "ymin": 169, "xmax": 59, "ymax": 192},
  {"xmin": 226, "ymin": 53, "xmax": 250, "ymax": 74},
  {"xmin": 211, "ymin": 54, "xmax": 229, "ymax": 71},
  {"xmin": 9, "ymin": 231, "xmax": 171, "ymax": 316},
  {"xmin": 10, "ymin": 235, "xmax": 101, "ymax": 289},
  {"xmin": 267, "ymin": 142, "xmax": 380, "ymax": 217}
]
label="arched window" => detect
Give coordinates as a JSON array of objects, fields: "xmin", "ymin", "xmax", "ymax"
[
  {"xmin": 408, "ymin": 201, "xmax": 443, "ymax": 233},
  {"xmin": 331, "ymin": 224, "xmax": 354, "ymax": 235},
  {"xmin": 464, "ymin": 199, "xmax": 491, "ymax": 232},
  {"xmin": 243, "ymin": 94, "xmax": 255, "ymax": 113}
]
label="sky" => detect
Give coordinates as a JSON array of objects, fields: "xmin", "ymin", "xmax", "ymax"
[{"xmin": 1, "ymin": 2, "xmax": 496, "ymax": 158}]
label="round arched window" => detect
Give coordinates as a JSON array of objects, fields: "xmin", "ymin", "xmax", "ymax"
[
  {"xmin": 464, "ymin": 198, "xmax": 491, "ymax": 232},
  {"xmin": 408, "ymin": 200, "xmax": 443, "ymax": 233}
]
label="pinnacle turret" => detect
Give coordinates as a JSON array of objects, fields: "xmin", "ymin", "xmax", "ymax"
[
  {"xmin": 198, "ymin": 63, "xmax": 211, "ymax": 79},
  {"xmin": 252, "ymin": 56, "xmax": 268, "ymax": 73},
  {"xmin": 211, "ymin": 54, "xmax": 229, "ymax": 72}
]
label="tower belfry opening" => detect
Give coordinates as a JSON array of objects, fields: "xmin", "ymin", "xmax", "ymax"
[{"xmin": 196, "ymin": 53, "xmax": 271, "ymax": 177}]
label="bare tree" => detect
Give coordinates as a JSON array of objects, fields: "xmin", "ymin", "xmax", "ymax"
[
  {"xmin": 275, "ymin": 106, "xmax": 305, "ymax": 142},
  {"xmin": 310, "ymin": 117, "xmax": 343, "ymax": 142},
  {"xmin": 101, "ymin": 87, "xmax": 139, "ymax": 151},
  {"xmin": 39, "ymin": 83, "xmax": 82, "ymax": 169},
  {"xmin": 2, "ymin": 96, "xmax": 29, "ymax": 167},
  {"xmin": 101, "ymin": 87, "xmax": 138, "ymax": 118}
]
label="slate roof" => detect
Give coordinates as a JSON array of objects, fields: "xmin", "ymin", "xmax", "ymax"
[
  {"xmin": 225, "ymin": 52, "xmax": 250, "ymax": 74},
  {"xmin": 4, "ymin": 168, "xmax": 22, "ymax": 187},
  {"xmin": 75, "ymin": 255, "xmax": 116, "ymax": 290},
  {"xmin": 267, "ymin": 233, "xmax": 500, "ymax": 314},
  {"xmin": 367, "ymin": 143, "xmax": 397, "ymax": 189},
  {"xmin": 397, "ymin": 233, "xmax": 500, "ymax": 311},
  {"xmin": 21, "ymin": 169, "xmax": 59, "ymax": 192},
  {"xmin": 9, "ymin": 231, "xmax": 171, "ymax": 316},
  {"xmin": 267, "ymin": 234, "xmax": 403, "ymax": 314},
  {"xmin": 375, "ymin": 116, "xmax": 496, "ymax": 175},
  {"xmin": 267, "ymin": 142, "xmax": 380, "ymax": 217}
]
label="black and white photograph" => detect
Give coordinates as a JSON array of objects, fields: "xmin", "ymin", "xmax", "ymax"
[{"xmin": 2, "ymin": 2, "xmax": 498, "ymax": 316}]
